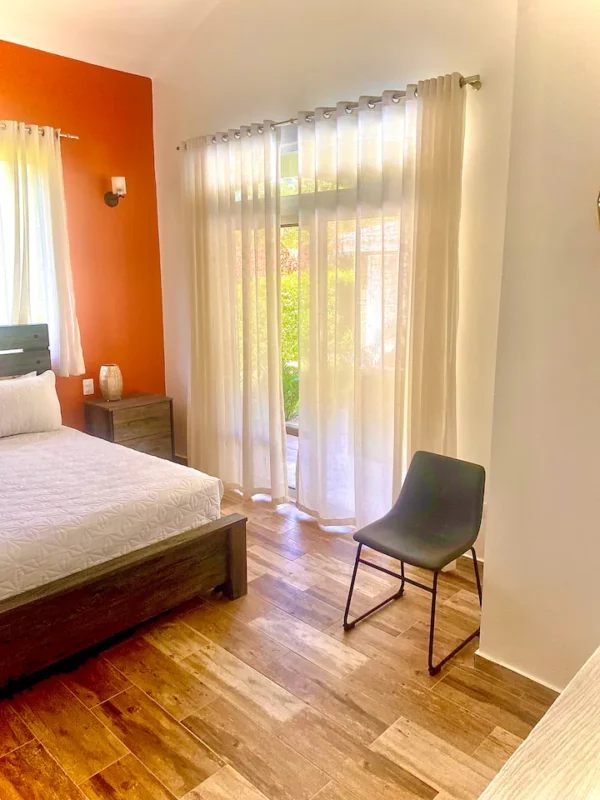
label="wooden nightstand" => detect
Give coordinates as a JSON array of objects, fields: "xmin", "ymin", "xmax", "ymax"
[{"xmin": 84, "ymin": 394, "xmax": 175, "ymax": 461}]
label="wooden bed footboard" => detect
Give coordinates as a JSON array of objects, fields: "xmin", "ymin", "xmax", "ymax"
[{"xmin": 0, "ymin": 513, "xmax": 247, "ymax": 691}]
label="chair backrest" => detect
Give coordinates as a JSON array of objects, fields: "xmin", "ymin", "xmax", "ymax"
[{"xmin": 393, "ymin": 451, "xmax": 485, "ymax": 537}]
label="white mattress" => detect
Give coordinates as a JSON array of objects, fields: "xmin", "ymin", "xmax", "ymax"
[{"xmin": 0, "ymin": 427, "xmax": 223, "ymax": 601}]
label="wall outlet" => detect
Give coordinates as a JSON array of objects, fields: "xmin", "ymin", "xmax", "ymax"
[{"xmin": 82, "ymin": 378, "xmax": 94, "ymax": 396}]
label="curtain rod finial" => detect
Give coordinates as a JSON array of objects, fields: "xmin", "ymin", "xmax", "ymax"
[{"xmin": 460, "ymin": 74, "xmax": 482, "ymax": 90}]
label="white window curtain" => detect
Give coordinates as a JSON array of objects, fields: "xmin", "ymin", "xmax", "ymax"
[
  {"xmin": 297, "ymin": 74, "xmax": 466, "ymax": 527},
  {"xmin": 0, "ymin": 121, "xmax": 85, "ymax": 376},
  {"xmin": 185, "ymin": 123, "xmax": 288, "ymax": 502}
]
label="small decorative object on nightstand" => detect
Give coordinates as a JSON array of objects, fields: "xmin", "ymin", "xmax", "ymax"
[
  {"xmin": 99, "ymin": 364, "xmax": 123, "ymax": 401},
  {"xmin": 84, "ymin": 394, "xmax": 175, "ymax": 461}
]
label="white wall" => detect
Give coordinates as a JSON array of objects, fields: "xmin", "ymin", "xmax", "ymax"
[
  {"xmin": 153, "ymin": 0, "xmax": 518, "ymax": 552},
  {"xmin": 479, "ymin": 0, "xmax": 600, "ymax": 690}
]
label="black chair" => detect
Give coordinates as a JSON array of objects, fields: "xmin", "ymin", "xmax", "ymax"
[{"xmin": 343, "ymin": 450, "xmax": 485, "ymax": 675}]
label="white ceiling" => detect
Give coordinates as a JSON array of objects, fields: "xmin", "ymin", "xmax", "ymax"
[{"xmin": 0, "ymin": 0, "xmax": 221, "ymax": 77}]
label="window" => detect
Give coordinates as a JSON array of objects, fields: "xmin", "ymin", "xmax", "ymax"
[
  {"xmin": 279, "ymin": 128, "xmax": 301, "ymax": 490},
  {"xmin": 0, "ymin": 161, "xmax": 51, "ymax": 324},
  {"xmin": 0, "ymin": 122, "xmax": 84, "ymax": 376}
]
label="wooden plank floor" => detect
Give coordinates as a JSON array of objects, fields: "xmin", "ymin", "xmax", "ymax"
[{"xmin": 0, "ymin": 492, "xmax": 558, "ymax": 799}]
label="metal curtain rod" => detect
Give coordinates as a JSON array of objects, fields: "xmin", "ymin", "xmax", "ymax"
[
  {"xmin": 176, "ymin": 74, "xmax": 481, "ymax": 151},
  {"xmin": 271, "ymin": 75, "xmax": 482, "ymax": 129},
  {"xmin": 0, "ymin": 123, "xmax": 79, "ymax": 140}
]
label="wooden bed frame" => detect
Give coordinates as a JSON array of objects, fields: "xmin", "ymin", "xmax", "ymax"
[{"xmin": 0, "ymin": 324, "xmax": 247, "ymax": 689}]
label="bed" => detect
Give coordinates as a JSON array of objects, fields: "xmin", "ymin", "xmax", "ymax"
[{"xmin": 0, "ymin": 323, "xmax": 247, "ymax": 690}]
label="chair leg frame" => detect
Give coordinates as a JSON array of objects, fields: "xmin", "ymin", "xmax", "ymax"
[{"xmin": 343, "ymin": 544, "xmax": 483, "ymax": 676}]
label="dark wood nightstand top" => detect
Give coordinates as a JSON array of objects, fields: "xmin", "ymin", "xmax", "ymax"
[{"xmin": 84, "ymin": 393, "xmax": 171, "ymax": 411}]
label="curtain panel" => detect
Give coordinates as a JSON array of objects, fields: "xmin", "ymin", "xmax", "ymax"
[
  {"xmin": 185, "ymin": 124, "xmax": 288, "ymax": 502},
  {"xmin": 0, "ymin": 122, "xmax": 85, "ymax": 376},
  {"xmin": 296, "ymin": 74, "xmax": 466, "ymax": 527}
]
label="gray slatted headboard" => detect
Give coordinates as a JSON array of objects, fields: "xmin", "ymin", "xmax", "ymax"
[{"xmin": 0, "ymin": 324, "xmax": 51, "ymax": 377}]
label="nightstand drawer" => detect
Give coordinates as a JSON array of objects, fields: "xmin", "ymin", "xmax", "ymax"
[
  {"xmin": 85, "ymin": 394, "xmax": 175, "ymax": 462},
  {"xmin": 124, "ymin": 433, "xmax": 173, "ymax": 460},
  {"xmin": 113, "ymin": 401, "xmax": 171, "ymax": 443}
]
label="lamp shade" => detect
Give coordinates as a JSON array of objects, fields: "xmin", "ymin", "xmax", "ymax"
[
  {"xmin": 111, "ymin": 177, "xmax": 126, "ymax": 196},
  {"xmin": 99, "ymin": 364, "xmax": 123, "ymax": 401}
]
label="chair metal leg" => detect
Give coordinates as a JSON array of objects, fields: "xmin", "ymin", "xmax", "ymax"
[
  {"xmin": 472, "ymin": 547, "xmax": 483, "ymax": 605},
  {"xmin": 343, "ymin": 545, "xmax": 405, "ymax": 631},
  {"xmin": 428, "ymin": 550, "xmax": 483, "ymax": 676},
  {"xmin": 428, "ymin": 571, "xmax": 440, "ymax": 675},
  {"xmin": 343, "ymin": 546, "xmax": 482, "ymax": 675},
  {"xmin": 343, "ymin": 545, "xmax": 362, "ymax": 630}
]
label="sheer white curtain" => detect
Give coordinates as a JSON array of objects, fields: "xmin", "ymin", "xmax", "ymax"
[
  {"xmin": 0, "ymin": 122, "xmax": 84, "ymax": 376},
  {"xmin": 297, "ymin": 74, "xmax": 466, "ymax": 527},
  {"xmin": 185, "ymin": 123, "xmax": 288, "ymax": 502}
]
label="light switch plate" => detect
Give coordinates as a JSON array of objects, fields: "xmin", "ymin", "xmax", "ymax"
[{"xmin": 82, "ymin": 378, "xmax": 94, "ymax": 396}]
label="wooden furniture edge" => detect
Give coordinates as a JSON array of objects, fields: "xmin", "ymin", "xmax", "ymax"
[
  {"xmin": 0, "ymin": 513, "xmax": 247, "ymax": 690},
  {"xmin": 475, "ymin": 651, "xmax": 560, "ymax": 705},
  {"xmin": 0, "ymin": 513, "xmax": 246, "ymax": 613},
  {"xmin": 169, "ymin": 398, "xmax": 175, "ymax": 460},
  {"xmin": 84, "ymin": 393, "xmax": 172, "ymax": 410}
]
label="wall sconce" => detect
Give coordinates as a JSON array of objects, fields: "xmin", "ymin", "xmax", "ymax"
[{"xmin": 104, "ymin": 177, "xmax": 127, "ymax": 207}]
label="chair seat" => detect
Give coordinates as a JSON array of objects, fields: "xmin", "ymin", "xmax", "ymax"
[{"xmin": 354, "ymin": 516, "xmax": 476, "ymax": 571}]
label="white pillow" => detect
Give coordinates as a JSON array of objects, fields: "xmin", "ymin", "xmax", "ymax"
[{"xmin": 0, "ymin": 371, "xmax": 62, "ymax": 438}]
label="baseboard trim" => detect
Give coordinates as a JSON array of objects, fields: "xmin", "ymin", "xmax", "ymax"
[
  {"xmin": 474, "ymin": 651, "xmax": 560, "ymax": 704},
  {"xmin": 460, "ymin": 550, "xmax": 484, "ymax": 564}
]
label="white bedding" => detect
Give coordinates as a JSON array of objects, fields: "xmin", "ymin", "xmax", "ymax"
[{"xmin": 0, "ymin": 427, "xmax": 223, "ymax": 601}]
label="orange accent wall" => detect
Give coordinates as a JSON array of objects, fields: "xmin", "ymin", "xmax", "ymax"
[{"xmin": 0, "ymin": 41, "xmax": 165, "ymax": 428}]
